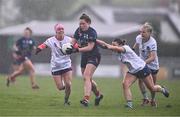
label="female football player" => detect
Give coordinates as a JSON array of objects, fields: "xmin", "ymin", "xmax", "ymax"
[
  {"xmin": 67, "ymin": 14, "xmax": 103, "ymax": 107},
  {"xmin": 7, "ymin": 27, "xmax": 39, "ymax": 89},
  {"xmin": 133, "ymin": 22, "xmax": 159, "ymax": 107},
  {"xmin": 97, "ymin": 38, "xmax": 169, "ymax": 108},
  {"xmin": 35, "ymin": 23, "xmax": 72, "ymax": 105}
]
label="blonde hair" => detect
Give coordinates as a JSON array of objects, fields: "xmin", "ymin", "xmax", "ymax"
[{"xmin": 142, "ymin": 22, "xmax": 153, "ymax": 34}]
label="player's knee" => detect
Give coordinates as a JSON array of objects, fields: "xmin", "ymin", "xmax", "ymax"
[
  {"xmin": 29, "ymin": 68, "xmax": 35, "ymax": 74},
  {"xmin": 122, "ymin": 81, "xmax": 129, "ymax": 89},
  {"xmin": 65, "ymin": 83, "xmax": 71, "ymax": 90},
  {"xmin": 138, "ymin": 79, "xmax": 143, "ymax": 85},
  {"xmin": 83, "ymin": 74, "xmax": 91, "ymax": 81},
  {"xmin": 15, "ymin": 70, "xmax": 22, "ymax": 76},
  {"xmin": 29, "ymin": 71, "xmax": 35, "ymax": 77},
  {"xmin": 57, "ymin": 86, "xmax": 65, "ymax": 91},
  {"xmin": 148, "ymin": 86, "xmax": 155, "ymax": 92}
]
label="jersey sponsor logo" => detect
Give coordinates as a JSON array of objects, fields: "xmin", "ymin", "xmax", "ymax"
[
  {"xmin": 147, "ymin": 46, "xmax": 150, "ymax": 51},
  {"xmin": 83, "ymin": 34, "xmax": 89, "ymax": 39}
]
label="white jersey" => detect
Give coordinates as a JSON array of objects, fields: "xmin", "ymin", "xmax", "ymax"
[
  {"xmin": 136, "ymin": 35, "xmax": 159, "ymax": 70},
  {"xmin": 44, "ymin": 36, "xmax": 72, "ymax": 72},
  {"xmin": 118, "ymin": 45, "xmax": 146, "ymax": 74}
]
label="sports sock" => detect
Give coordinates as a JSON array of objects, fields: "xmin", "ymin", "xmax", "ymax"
[
  {"xmin": 127, "ymin": 100, "xmax": 133, "ymax": 107},
  {"xmin": 84, "ymin": 95, "xmax": 90, "ymax": 101},
  {"xmin": 142, "ymin": 91, "xmax": 148, "ymax": 99},
  {"xmin": 161, "ymin": 87, "xmax": 165, "ymax": 93},
  {"xmin": 95, "ymin": 91, "xmax": 100, "ymax": 98}
]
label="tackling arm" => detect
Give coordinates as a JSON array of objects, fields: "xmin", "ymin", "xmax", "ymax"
[{"xmin": 96, "ymin": 39, "xmax": 125, "ymax": 53}]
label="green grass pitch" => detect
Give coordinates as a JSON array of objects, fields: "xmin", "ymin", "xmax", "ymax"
[{"xmin": 0, "ymin": 75, "xmax": 180, "ymax": 116}]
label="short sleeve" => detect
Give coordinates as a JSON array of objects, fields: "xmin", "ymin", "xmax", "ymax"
[
  {"xmin": 44, "ymin": 38, "xmax": 51, "ymax": 48},
  {"xmin": 148, "ymin": 41, "xmax": 157, "ymax": 51},
  {"xmin": 88, "ymin": 29, "xmax": 97, "ymax": 42},
  {"xmin": 16, "ymin": 38, "xmax": 22, "ymax": 47},
  {"xmin": 122, "ymin": 45, "xmax": 131, "ymax": 53}
]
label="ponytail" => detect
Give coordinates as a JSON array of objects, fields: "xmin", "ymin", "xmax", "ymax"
[
  {"xmin": 80, "ymin": 13, "xmax": 91, "ymax": 24},
  {"xmin": 113, "ymin": 38, "xmax": 126, "ymax": 45}
]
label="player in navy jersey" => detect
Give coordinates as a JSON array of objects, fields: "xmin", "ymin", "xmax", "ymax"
[
  {"xmin": 6, "ymin": 27, "xmax": 39, "ymax": 89},
  {"xmin": 67, "ymin": 14, "xmax": 103, "ymax": 107}
]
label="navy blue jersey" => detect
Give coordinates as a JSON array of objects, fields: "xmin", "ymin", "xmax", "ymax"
[
  {"xmin": 16, "ymin": 37, "xmax": 35, "ymax": 58},
  {"xmin": 74, "ymin": 27, "xmax": 100, "ymax": 57}
]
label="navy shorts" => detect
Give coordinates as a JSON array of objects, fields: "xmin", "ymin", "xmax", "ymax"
[
  {"xmin": 150, "ymin": 69, "xmax": 159, "ymax": 75},
  {"xmin": 13, "ymin": 56, "xmax": 29, "ymax": 65},
  {"xmin": 128, "ymin": 65, "xmax": 151, "ymax": 79},
  {"xmin": 81, "ymin": 55, "xmax": 101, "ymax": 68},
  {"xmin": 51, "ymin": 68, "xmax": 72, "ymax": 76}
]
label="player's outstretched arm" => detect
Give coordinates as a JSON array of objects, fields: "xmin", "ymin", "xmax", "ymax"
[
  {"xmin": 35, "ymin": 43, "xmax": 47, "ymax": 55},
  {"xmin": 97, "ymin": 39, "xmax": 125, "ymax": 53},
  {"xmin": 70, "ymin": 38, "xmax": 77, "ymax": 45},
  {"xmin": 96, "ymin": 39, "xmax": 108, "ymax": 49}
]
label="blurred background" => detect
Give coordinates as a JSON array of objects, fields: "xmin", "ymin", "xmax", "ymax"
[{"xmin": 0, "ymin": 0, "xmax": 180, "ymax": 79}]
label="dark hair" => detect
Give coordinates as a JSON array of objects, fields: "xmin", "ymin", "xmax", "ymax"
[
  {"xmin": 25, "ymin": 27, "xmax": 32, "ymax": 34},
  {"xmin": 80, "ymin": 13, "xmax": 91, "ymax": 24},
  {"xmin": 113, "ymin": 38, "xmax": 126, "ymax": 45}
]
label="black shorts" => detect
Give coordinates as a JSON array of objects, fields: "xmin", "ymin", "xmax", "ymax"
[
  {"xmin": 128, "ymin": 65, "xmax": 151, "ymax": 79},
  {"xmin": 14, "ymin": 57, "xmax": 29, "ymax": 65},
  {"xmin": 81, "ymin": 55, "xmax": 101, "ymax": 68},
  {"xmin": 51, "ymin": 68, "xmax": 72, "ymax": 76},
  {"xmin": 150, "ymin": 69, "xmax": 159, "ymax": 75}
]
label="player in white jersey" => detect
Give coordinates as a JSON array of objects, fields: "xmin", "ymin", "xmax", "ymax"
[
  {"xmin": 97, "ymin": 38, "xmax": 169, "ymax": 109},
  {"xmin": 133, "ymin": 22, "xmax": 159, "ymax": 107},
  {"xmin": 35, "ymin": 23, "xmax": 72, "ymax": 105}
]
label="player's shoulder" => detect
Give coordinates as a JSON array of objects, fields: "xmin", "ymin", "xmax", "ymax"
[
  {"xmin": 149, "ymin": 36, "xmax": 157, "ymax": 45},
  {"xmin": 64, "ymin": 35, "xmax": 72, "ymax": 41},
  {"xmin": 74, "ymin": 27, "xmax": 80, "ymax": 33},
  {"xmin": 88, "ymin": 27, "xmax": 97, "ymax": 37},
  {"xmin": 122, "ymin": 45, "xmax": 131, "ymax": 52},
  {"xmin": 45, "ymin": 36, "xmax": 56, "ymax": 43},
  {"xmin": 64, "ymin": 35, "xmax": 71, "ymax": 39},
  {"xmin": 17, "ymin": 37, "xmax": 25, "ymax": 41},
  {"xmin": 89, "ymin": 27, "xmax": 97, "ymax": 33},
  {"xmin": 150, "ymin": 36, "xmax": 157, "ymax": 42},
  {"xmin": 47, "ymin": 36, "xmax": 55, "ymax": 40}
]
